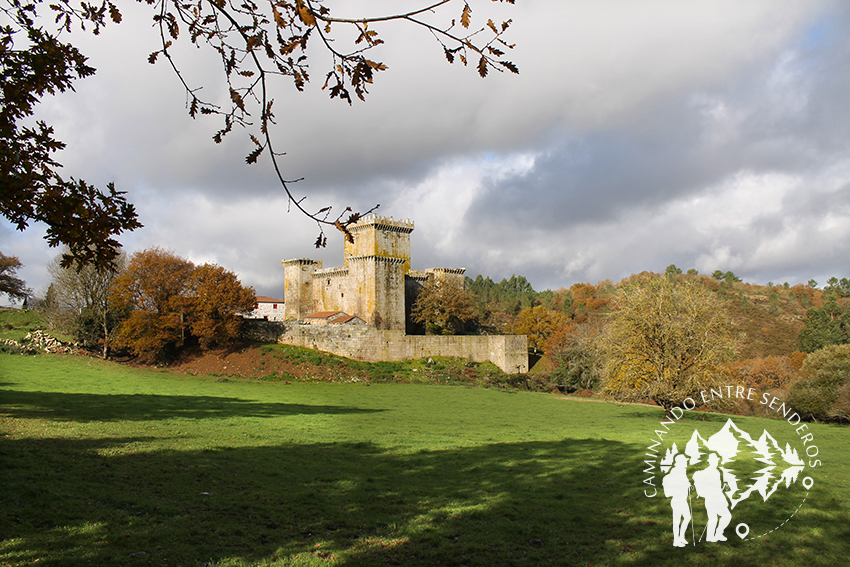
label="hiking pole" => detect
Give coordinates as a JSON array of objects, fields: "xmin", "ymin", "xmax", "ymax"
[{"xmin": 688, "ymin": 484, "xmax": 697, "ymax": 546}]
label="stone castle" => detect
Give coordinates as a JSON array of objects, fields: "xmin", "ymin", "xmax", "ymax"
[
  {"xmin": 244, "ymin": 214, "xmax": 528, "ymax": 373},
  {"xmin": 282, "ymin": 215, "xmax": 465, "ymax": 332}
]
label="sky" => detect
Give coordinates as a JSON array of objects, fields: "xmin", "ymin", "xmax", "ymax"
[{"xmin": 3, "ymin": 0, "xmax": 850, "ymax": 302}]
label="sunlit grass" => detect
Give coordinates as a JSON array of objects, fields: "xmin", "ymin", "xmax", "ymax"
[{"xmin": 1, "ymin": 353, "xmax": 848, "ymax": 566}]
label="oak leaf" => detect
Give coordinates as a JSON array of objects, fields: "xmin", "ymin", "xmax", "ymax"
[
  {"xmin": 460, "ymin": 3, "xmax": 472, "ymax": 28},
  {"xmin": 296, "ymin": 1, "xmax": 316, "ymax": 26},
  {"xmin": 477, "ymin": 55, "xmax": 488, "ymax": 77}
]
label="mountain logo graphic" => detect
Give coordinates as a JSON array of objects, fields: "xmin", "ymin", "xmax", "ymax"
[{"xmin": 658, "ymin": 418, "xmax": 812, "ymax": 547}]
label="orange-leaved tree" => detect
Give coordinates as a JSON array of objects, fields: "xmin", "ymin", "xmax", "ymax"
[
  {"xmin": 510, "ymin": 305, "xmax": 571, "ymax": 353},
  {"xmin": 110, "ymin": 248, "xmax": 195, "ymax": 362},
  {"xmin": 188, "ymin": 263, "xmax": 255, "ymax": 350}
]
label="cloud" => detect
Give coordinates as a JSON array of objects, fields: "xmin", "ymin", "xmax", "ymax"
[
  {"xmin": 5, "ymin": 0, "xmax": 849, "ymax": 301},
  {"xmin": 444, "ymin": 7, "xmax": 850, "ymax": 289}
]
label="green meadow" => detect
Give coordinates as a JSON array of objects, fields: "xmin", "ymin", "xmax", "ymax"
[{"xmin": 1, "ymin": 352, "xmax": 848, "ymax": 566}]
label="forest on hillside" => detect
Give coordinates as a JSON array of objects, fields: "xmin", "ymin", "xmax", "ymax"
[
  {"xmin": 463, "ymin": 266, "xmax": 850, "ymax": 423},
  {"xmin": 4, "ymin": 248, "xmax": 849, "ymax": 423}
]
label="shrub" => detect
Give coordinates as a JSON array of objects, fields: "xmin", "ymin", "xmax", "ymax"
[
  {"xmin": 0, "ymin": 341, "xmax": 27, "ymax": 355},
  {"xmin": 548, "ymin": 321, "xmax": 604, "ymax": 392},
  {"xmin": 833, "ymin": 382, "xmax": 850, "ymax": 421},
  {"xmin": 724, "ymin": 356, "xmax": 800, "ymax": 390},
  {"xmin": 786, "ymin": 344, "xmax": 850, "ymax": 421}
]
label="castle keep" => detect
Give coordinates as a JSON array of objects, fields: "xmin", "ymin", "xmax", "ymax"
[
  {"xmin": 264, "ymin": 214, "xmax": 528, "ymax": 373},
  {"xmin": 282, "ymin": 216, "xmax": 465, "ymax": 332}
]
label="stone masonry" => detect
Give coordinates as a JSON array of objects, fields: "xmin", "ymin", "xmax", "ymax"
[{"xmin": 276, "ymin": 214, "xmax": 528, "ymax": 373}]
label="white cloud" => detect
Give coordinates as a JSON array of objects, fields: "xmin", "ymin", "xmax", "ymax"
[{"xmin": 7, "ymin": 0, "xmax": 850, "ymax": 297}]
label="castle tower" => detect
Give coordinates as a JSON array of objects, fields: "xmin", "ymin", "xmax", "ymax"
[
  {"xmin": 343, "ymin": 215, "xmax": 414, "ymax": 331},
  {"xmin": 281, "ymin": 258, "xmax": 322, "ymax": 321},
  {"xmin": 344, "ymin": 215, "xmax": 414, "ymax": 274}
]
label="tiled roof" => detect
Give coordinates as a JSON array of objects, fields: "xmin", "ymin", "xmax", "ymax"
[
  {"xmin": 305, "ymin": 310, "xmax": 343, "ymax": 319},
  {"xmin": 255, "ymin": 296, "xmax": 284, "ymax": 303}
]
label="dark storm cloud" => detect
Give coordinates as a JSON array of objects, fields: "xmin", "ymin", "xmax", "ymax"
[
  {"xmin": 445, "ymin": 8, "xmax": 850, "ymax": 291},
  {"xmin": 467, "ymin": 26, "xmax": 850, "ymax": 237},
  {"xmin": 5, "ymin": 0, "xmax": 846, "ymax": 301}
]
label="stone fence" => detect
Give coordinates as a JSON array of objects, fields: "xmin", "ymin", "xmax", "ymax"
[{"xmin": 241, "ymin": 320, "xmax": 528, "ymax": 373}]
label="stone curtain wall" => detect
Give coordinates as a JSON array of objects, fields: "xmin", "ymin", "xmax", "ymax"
[
  {"xmin": 243, "ymin": 320, "xmax": 528, "ymax": 374},
  {"xmin": 242, "ymin": 320, "xmax": 288, "ymax": 343}
]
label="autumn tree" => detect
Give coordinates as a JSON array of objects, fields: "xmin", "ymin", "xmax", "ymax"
[
  {"xmin": 599, "ymin": 274, "xmax": 735, "ymax": 410},
  {"xmin": 0, "ymin": 252, "xmax": 31, "ymax": 303},
  {"xmin": 110, "ymin": 247, "xmax": 195, "ymax": 361},
  {"xmin": 412, "ymin": 278, "xmax": 477, "ymax": 335},
  {"xmin": 47, "ymin": 248, "xmax": 126, "ymax": 356},
  {"xmin": 188, "ymin": 263, "xmax": 255, "ymax": 350},
  {"xmin": 2, "ymin": 0, "xmax": 518, "ymax": 266},
  {"xmin": 565, "ymin": 281, "xmax": 612, "ymax": 322},
  {"xmin": 724, "ymin": 356, "xmax": 800, "ymax": 390},
  {"xmin": 510, "ymin": 305, "xmax": 570, "ymax": 354}
]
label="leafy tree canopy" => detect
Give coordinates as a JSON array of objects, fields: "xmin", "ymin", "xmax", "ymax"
[
  {"xmin": 798, "ymin": 299, "xmax": 850, "ymax": 353},
  {"xmin": 412, "ymin": 278, "xmax": 477, "ymax": 335},
  {"xmin": 0, "ymin": 251, "xmax": 32, "ymax": 303},
  {"xmin": 188, "ymin": 263, "xmax": 256, "ymax": 350},
  {"xmin": 787, "ymin": 344, "xmax": 850, "ymax": 422},
  {"xmin": 109, "ymin": 247, "xmax": 255, "ymax": 360},
  {"xmin": 599, "ymin": 274, "xmax": 735, "ymax": 410},
  {"xmin": 510, "ymin": 305, "xmax": 569, "ymax": 353}
]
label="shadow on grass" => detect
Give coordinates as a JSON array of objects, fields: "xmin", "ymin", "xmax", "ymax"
[
  {"xmin": 1, "ymin": 435, "xmax": 847, "ymax": 567},
  {"xmin": 0, "ymin": 389, "xmax": 383, "ymax": 422}
]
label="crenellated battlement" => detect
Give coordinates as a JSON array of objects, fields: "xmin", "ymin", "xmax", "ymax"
[
  {"xmin": 282, "ymin": 258, "xmax": 322, "ymax": 267},
  {"xmin": 406, "ymin": 269, "xmax": 430, "ymax": 281},
  {"xmin": 313, "ymin": 266, "xmax": 350, "ymax": 278},
  {"xmin": 346, "ymin": 255, "xmax": 407, "ymax": 265},
  {"xmin": 349, "ymin": 214, "xmax": 414, "ymax": 233},
  {"xmin": 344, "ymin": 214, "xmax": 413, "ymax": 275}
]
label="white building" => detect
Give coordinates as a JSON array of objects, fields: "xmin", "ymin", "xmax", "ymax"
[{"xmin": 246, "ymin": 296, "xmax": 286, "ymax": 321}]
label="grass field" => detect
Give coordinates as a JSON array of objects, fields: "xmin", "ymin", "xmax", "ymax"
[
  {"xmin": 1, "ymin": 353, "xmax": 848, "ymax": 566},
  {"xmin": 0, "ymin": 309, "xmax": 50, "ymax": 343}
]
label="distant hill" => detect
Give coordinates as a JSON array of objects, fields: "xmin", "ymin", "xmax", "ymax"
[{"xmin": 466, "ymin": 271, "xmax": 838, "ymax": 361}]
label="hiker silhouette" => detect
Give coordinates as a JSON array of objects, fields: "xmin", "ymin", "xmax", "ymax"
[
  {"xmin": 662, "ymin": 453, "xmax": 692, "ymax": 547},
  {"xmin": 693, "ymin": 453, "xmax": 732, "ymax": 542}
]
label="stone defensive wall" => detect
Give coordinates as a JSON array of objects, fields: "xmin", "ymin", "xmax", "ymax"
[{"xmin": 242, "ymin": 320, "xmax": 528, "ymax": 374}]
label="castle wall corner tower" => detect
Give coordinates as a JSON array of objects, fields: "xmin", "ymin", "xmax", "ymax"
[{"xmin": 281, "ymin": 258, "xmax": 322, "ymax": 321}]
